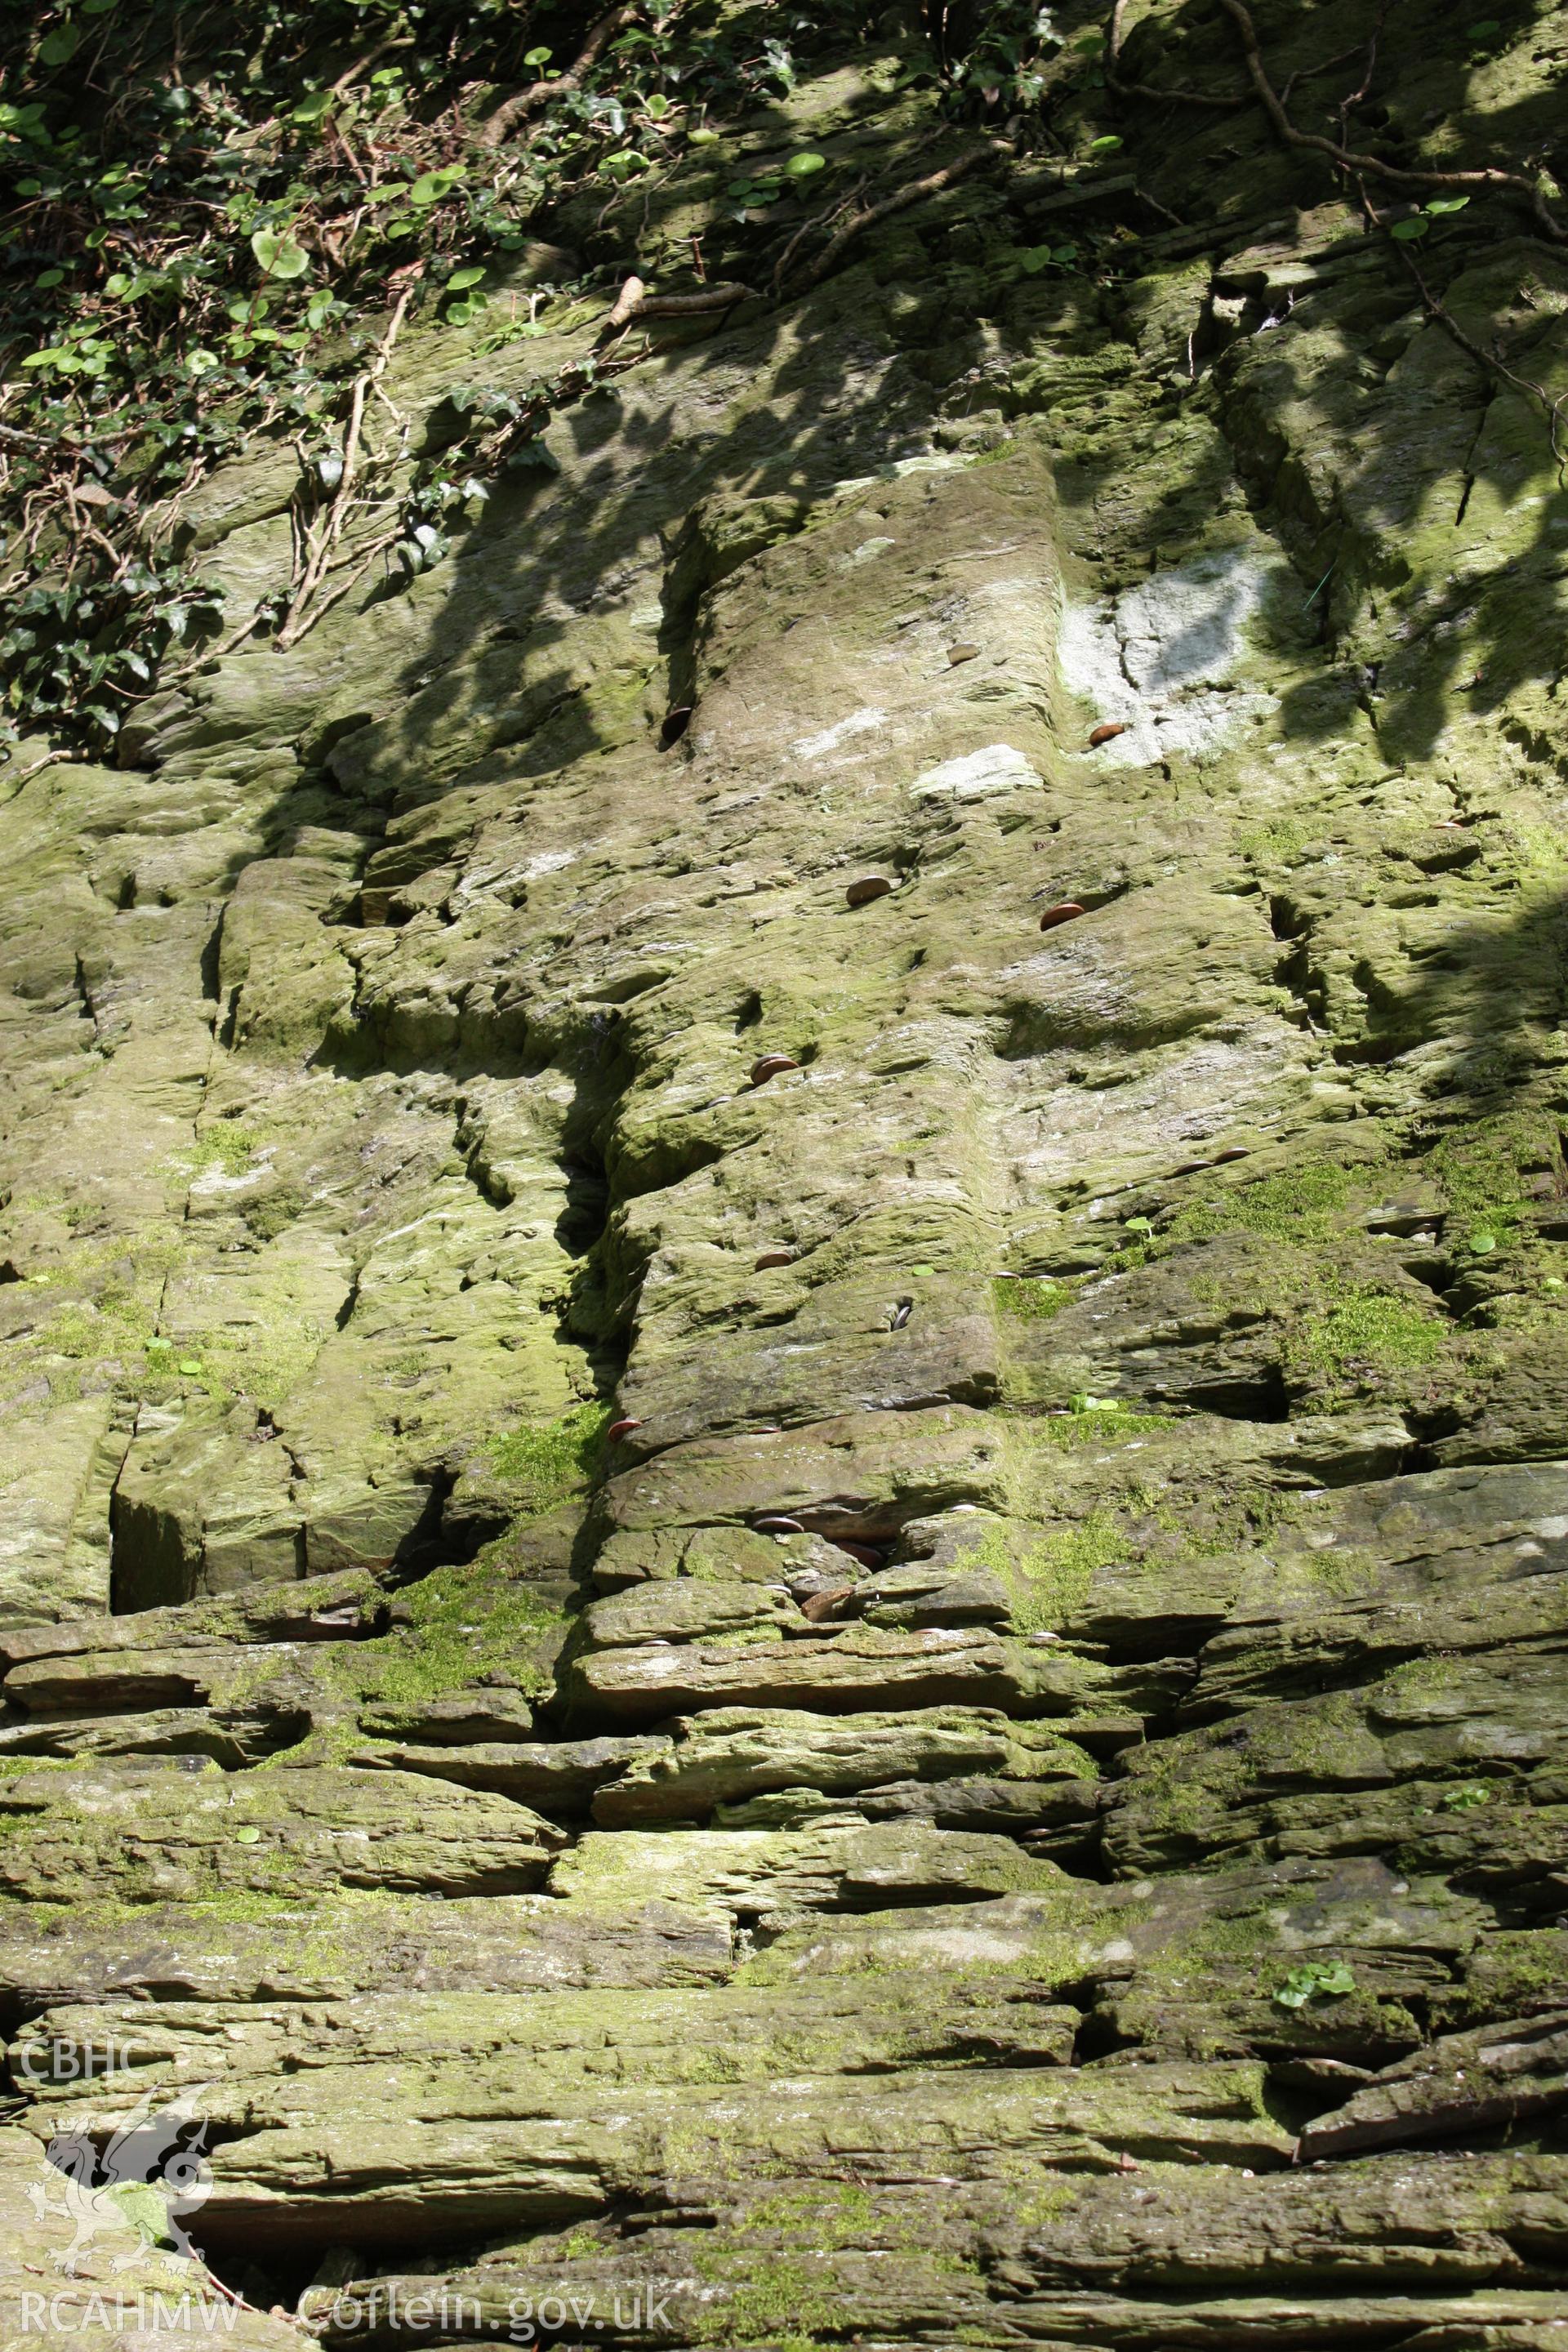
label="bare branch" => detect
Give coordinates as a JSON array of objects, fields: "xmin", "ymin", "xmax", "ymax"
[
  {"xmin": 478, "ymin": 6, "xmax": 642, "ymax": 149},
  {"xmin": 1218, "ymin": 0, "xmax": 1566, "ymax": 243},
  {"xmin": 275, "ymin": 282, "xmax": 415, "ymax": 648},
  {"xmin": 599, "ymin": 277, "xmax": 750, "ymax": 336},
  {"xmin": 600, "ymin": 273, "xmax": 648, "ymax": 333},
  {"xmin": 781, "ymin": 145, "xmax": 1006, "ymax": 299}
]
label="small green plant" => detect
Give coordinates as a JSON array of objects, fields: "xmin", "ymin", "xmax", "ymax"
[
  {"xmin": 1016, "ymin": 242, "xmax": 1081, "ymax": 274},
  {"xmin": 1272, "ymin": 1959, "xmax": 1356, "ymax": 2008},
  {"xmin": 1390, "ymin": 195, "xmax": 1469, "ymax": 240},
  {"xmin": 185, "ymin": 1124, "xmax": 258, "ymax": 1176},
  {"xmin": 1442, "ymin": 1780, "xmax": 1494, "ymax": 1811}
]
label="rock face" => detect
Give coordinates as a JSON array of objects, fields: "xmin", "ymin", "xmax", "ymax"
[{"xmin": 2, "ymin": 1, "xmax": 1568, "ymax": 2341}]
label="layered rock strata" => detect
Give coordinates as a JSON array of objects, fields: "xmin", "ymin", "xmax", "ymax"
[{"xmin": 2, "ymin": 1, "xmax": 1568, "ymax": 2342}]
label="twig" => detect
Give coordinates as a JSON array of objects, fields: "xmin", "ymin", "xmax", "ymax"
[
  {"xmin": 0, "ymin": 420, "xmax": 80, "ymax": 452},
  {"xmin": 1136, "ymin": 185, "xmax": 1183, "ymax": 229},
  {"xmin": 782, "ymin": 145, "xmax": 1005, "ymax": 297},
  {"xmin": 478, "ymin": 4, "xmax": 643, "ymax": 148},
  {"xmin": 770, "ymin": 176, "xmax": 869, "ymax": 298},
  {"xmin": 1218, "ymin": 0, "xmax": 1566, "ymax": 243},
  {"xmin": 278, "ymin": 526, "xmax": 403, "ymax": 647},
  {"xmin": 1392, "ymin": 236, "xmax": 1568, "ymax": 474},
  {"xmin": 330, "ymin": 33, "xmax": 411, "ymax": 95},
  {"xmin": 1, "ymin": 746, "xmax": 85, "ymax": 790},
  {"xmin": 1330, "ymin": 7, "xmax": 1388, "ymax": 149},
  {"xmin": 274, "ymin": 283, "xmax": 414, "ymax": 648},
  {"xmin": 1272, "ymin": 25, "xmax": 1388, "ymax": 114}
]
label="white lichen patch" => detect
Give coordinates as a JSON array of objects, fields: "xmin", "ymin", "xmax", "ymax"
[
  {"xmin": 1059, "ymin": 547, "xmax": 1287, "ymax": 764},
  {"xmin": 791, "ymin": 706, "xmax": 889, "ymax": 761},
  {"xmin": 836, "ymin": 537, "xmax": 897, "ymax": 570},
  {"xmin": 909, "ymin": 743, "xmax": 1041, "ymax": 804}
]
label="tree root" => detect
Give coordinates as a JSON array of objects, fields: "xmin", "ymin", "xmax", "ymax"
[
  {"xmin": 479, "ymin": 6, "xmax": 644, "ymax": 149},
  {"xmin": 779, "ymin": 144, "xmax": 1005, "ymax": 298},
  {"xmin": 275, "ymin": 283, "xmax": 414, "ymax": 649},
  {"xmin": 1389, "ymin": 235, "xmax": 1568, "ymax": 474},
  {"xmin": 1216, "ymin": 0, "xmax": 1566, "ymax": 243}
]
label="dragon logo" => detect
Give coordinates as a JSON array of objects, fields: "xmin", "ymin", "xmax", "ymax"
[{"xmin": 24, "ymin": 2083, "xmax": 215, "ymax": 2275}]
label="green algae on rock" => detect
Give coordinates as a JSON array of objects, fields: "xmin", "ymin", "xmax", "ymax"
[{"xmin": 2, "ymin": 0, "xmax": 1568, "ymax": 2338}]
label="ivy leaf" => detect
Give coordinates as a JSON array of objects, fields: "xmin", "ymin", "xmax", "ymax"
[
  {"xmin": 38, "ymin": 24, "xmax": 82, "ymax": 65},
  {"xmin": 1089, "ymin": 133, "xmax": 1123, "ymax": 152},
  {"xmin": 1390, "ymin": 216, "xmax": 1430, "ymax": 240},
  {"xmin": 524, "ymin": 46, "xmax": 553, "ymax": 68},
  {"xmin": 291, "ymin": 91, "xmax": 336, "ymax": 127},
  {"xmin": 785, "ymin": 150, "xmax": 826, "ymax": 177},
  {"xmin": 1425, "ymin": 194, "xmax": 1470, "ymax": 214},
  {"xmin": 762, "ymin": 38, "xmax": 796, "ymax": 91},
  {"xmin": 410, "ymin": 164, "xmax": 466, "ymax": 206},
  {"xmin": 448, "ymin": 265, "xmax": 487, "ymax": 291},
  {"xmin": 251, "ymin": 227, "xmax": 310, "ymax": 278}
]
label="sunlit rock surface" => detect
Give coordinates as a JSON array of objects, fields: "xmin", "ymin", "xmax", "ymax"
[{"xmin": 2, "ymin": 0, "xmax": 1568, "ymax": 2338}]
